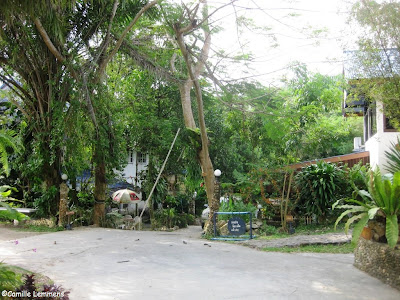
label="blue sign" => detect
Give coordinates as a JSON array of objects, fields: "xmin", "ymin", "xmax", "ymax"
[{"xmin": 228, "ymin": 217, "xmax": 246, "ymax": 235}]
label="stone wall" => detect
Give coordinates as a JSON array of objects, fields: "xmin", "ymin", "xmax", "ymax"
[{"xmin": 354, "ymin": 238, "xmax": 400, "ymax": 290}]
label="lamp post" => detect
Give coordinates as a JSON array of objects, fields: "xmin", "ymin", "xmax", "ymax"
[
  {"xmin": 214, "ymin": 169, "xmax": 222, "ymax": 205},
  {"xmin": 190, "ymin": 191, "xmax": 197, "ymax": 216},
  {"xmin": 211, "ymin": 169, "xmax": 222, "ymax": 234}
]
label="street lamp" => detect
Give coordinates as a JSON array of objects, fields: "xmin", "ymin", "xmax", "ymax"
[
  {"xmin": 61, "ymin": 173, "xmax": 68, "ymax": 181},
  {"xmin": 211, "ymin": 169, "xmax": 222, "ymax": 235},
  {"xmin": 214, "ymin": 169, "xmax": 222, "ymax": 200},
  {"xmin": 214, "ymin": 169, "xmax": 221, "ymax": 181}
]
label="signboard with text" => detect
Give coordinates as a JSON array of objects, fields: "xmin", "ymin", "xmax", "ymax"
[
  {"xmin": 212, "ymin": 211, "xmax": 253, "ymax": 241},
  {"xmin": 227, "ymin": 217, "xmax": 246, "ymax": 235}
]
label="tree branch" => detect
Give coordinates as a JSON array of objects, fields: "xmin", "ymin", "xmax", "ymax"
[
  {"xmin": 34, "ymin": 17, "xmax": 78, "ymax": 79},
  {"xmin": 119, "ymin": 39, "xmax": 180, "ymax": 83},
  {"xmin": 33, "ymin": 18, "xmax": 66, "ymax": 63},
  {"xmin": 94, "ymin": 0, "xmax": 120, "ymax": 66},
  {"xmin": 97, "ymin": 0, "xmax": 160, "ymax": 76}
]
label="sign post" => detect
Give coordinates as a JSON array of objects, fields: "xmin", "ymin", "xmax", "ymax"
[{"xmin": 212, "ymin": 211, "xmax": 253, "ymax": 241}]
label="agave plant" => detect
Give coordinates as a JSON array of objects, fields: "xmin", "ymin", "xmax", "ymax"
[
  {"xmin": 333, "ymin": 168, "xmax": 400, "ymax": 248},
  {"xmin": 384, "ymin": 136, "xmax": 400, "ymax": 173}
]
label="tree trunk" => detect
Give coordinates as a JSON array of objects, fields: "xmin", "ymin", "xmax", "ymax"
[
  {"xmin": 173, "ymin": 0, "xmax": 217, "ymax": 234},
  {"xmin": 179, "ymin": 82, "xmax": 196, "ymax": 129},
  {"xmin": 43, "ymin": 161, "xmax": 61, "ymax": 216},
  {"xmin": 93, "ymin": 158, "xmax": 106, "ymax": 226}
]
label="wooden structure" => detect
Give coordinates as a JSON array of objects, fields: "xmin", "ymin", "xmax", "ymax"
[{"xmin": 287, "ymin": 151, "xmax": 370, "ymax": 171}]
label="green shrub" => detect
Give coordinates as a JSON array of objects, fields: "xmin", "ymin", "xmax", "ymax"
[
  {"xmin": 0, "ymin": 262, "xmax": 22, "ymax": 291},
  {"xmin": 219, "ymin": 198, "xmax": 257, "ymax": 222},
  {"xmin": 0, "ymin": 185, "xmax": 28, "ymax": 222},
  {"xmin": 295, "ymin": 161, "xmax": 346, "ymax": 222},
  {"xmin": 104, "ymin": 210, "xmax": 124, "ymax": 228},
  {"xmin": 153, "ymin": 208, "xmax": 194, "ymax": 229},
  {"xmin": 346, "ymin": 162, "xmax": 370, "ymax": 198},
  {"xmin": 33, "ymin": 185, "xmax": 58, "ymax": 217},
  {"xmin": 259, "ymin": 222, "xmax": 278, "ymax": 235}
]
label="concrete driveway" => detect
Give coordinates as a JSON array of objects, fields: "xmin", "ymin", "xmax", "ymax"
[{"xmin": 1, "ymin": 226, "xmax": 399, "ymax": 300}]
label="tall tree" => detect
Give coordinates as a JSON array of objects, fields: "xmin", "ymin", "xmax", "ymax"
[
  {"xmin": 349, "ymin": 0, "xmax": 400, "ymax": 128},
  {"xmin": 0, "ymin": 2, "xmax": 74, "ymax": 213},
  {"xmin": 1, "ymin": 0, "xmax": 159, "ymax": 222},
  {"xmin": 168, "ymin": 1, "xmax": 218, "ymax": 232}
]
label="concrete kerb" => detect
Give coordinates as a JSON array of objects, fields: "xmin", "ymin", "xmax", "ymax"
[{"xmin": 239, "ymin": 232, "xmax": 352, "ymax": 250}]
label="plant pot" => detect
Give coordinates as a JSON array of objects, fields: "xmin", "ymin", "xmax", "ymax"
[
  {"xmin": 355, "ymin": 238, "xmax": 400, "ymax": 291},
  {"xmin": 361, "ymin": 226, "xmax": 372, "ymax": 240}
]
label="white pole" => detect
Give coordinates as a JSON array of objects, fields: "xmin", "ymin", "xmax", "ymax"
[{"xmin": 139, "ymin": 128, "xmax": 181, "ymax": 221}]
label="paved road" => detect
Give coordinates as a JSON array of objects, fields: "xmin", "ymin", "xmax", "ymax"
[{"xmin": 1, "ymin": 226, "xmax": 399, "ymax": 300}]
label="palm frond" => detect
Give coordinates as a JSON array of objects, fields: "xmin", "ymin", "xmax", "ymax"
[{"xmin": 384, "ymin": 136, "xmax": 400, "ymax": 173}]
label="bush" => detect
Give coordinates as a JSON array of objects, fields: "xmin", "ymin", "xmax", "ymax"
[
  {"xmin": 104, "ymin": 210, "xmax": 124, "ymax": 228},
  {"xmin": 0, "ymin": 263, "xmax": 22, "ymax": 291},
  {"xmin": 0, "ymin": 206, "xmax": 28, "ymax": 222},
  {"xmin": 258, "ymin": 222, "xmax": 278, "ymax": 235},
  {"xmin": 153, "ymin": 208, "xmax": 194, "ymax": 229},
  {"xmin": 295, "ymin": 161, "xmax": 347, "ymax": 222},
  {"xmin": 33, "ymin": 186, "xmax": 58, "ymax": 218},
  {"xmin": 219, "ymin": 198, "xmax": 257, "ymax": 223},
  {"xmin": 346, "ymin": 162, "xmax": 370, "ymax": 198}
]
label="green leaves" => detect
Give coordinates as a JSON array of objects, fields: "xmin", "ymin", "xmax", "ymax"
[
  {"xmin": 386, "ymin": 214, "xmax": 399, "ymax": 248},
  {"xmin": 296, "ymin": 161, "xmax": 346, "ymax": 220},
  {"xmin": 0, "ymin": 129, "xmax": 19, "ymax": 176},
  {"xmin": 384, "ymin": 137, "xmax": 400, "ymax": 173},
  {"xmin": 333, "ymin": 168, "xmax": 400, "ymax": 248}
]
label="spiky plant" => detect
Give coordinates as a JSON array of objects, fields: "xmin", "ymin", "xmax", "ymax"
[
  {"xmin": 384, "ymin": 136, "xmax": 400, "ymax": 173},
  {"xmin": 333, "ymin": 168, "xmax": 400, "ymax": 248}
]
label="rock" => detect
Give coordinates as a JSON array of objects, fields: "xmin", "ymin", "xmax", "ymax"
[
  {"xmin": 355, "ymin": 238, "xmax": 400, "ymax": 291},
  {"xmin": 368, "ymin": 220, "xmax": 386, "ymax": 242}
]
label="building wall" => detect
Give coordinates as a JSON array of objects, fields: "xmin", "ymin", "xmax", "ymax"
[
  {"xmin": 365, "ymin": 102, "xmax": 400, "ymax": 173},
  {"xmin": 119, "ymin": 150, "xmax": 149, "ymax": 187}
]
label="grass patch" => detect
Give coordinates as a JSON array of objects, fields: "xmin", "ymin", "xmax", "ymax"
[
  {"xmin": 262, "ymin": 243, "xmax": 355, "ymax": 254},
  {"xmin": 16, "ymin": 224, "xmax": 64, "ymax": 232}
]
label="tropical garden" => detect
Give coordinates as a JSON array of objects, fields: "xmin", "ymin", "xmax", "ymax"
[{"xmin": 0, "ymin": 0, "xmax": 400, "ymax": 294}]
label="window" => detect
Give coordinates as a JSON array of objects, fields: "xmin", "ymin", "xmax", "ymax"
[
  {"xmin": 364, "ymin": 104, "xmax": 377, "ymax": 142},
  {"xmin": 128, "ymin": 151, "xmax": 134, "ymax": 164},
  {"xmin": 384, "ymin": 115, "xmax": 397, "ymax": 132},
  {"xmin": 137, "ymin": 152, "xmax": 147, "ymax": 164}
]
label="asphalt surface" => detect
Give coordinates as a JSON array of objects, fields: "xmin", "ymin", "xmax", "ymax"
[{"xmin": 1, "ymin": 226, "xmax": 399, "ymax": 300}]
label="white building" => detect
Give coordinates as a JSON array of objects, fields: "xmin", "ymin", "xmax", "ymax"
[
  {"xmin": 343, "ymin": 50, "xmax": 400, "ymax": 173},
  {"xmin": 364, "ymin": 101, "xmax": 399, "ymax": 173},
  {"xmin": 119, "ymin": 150, "xmax": 149, "ymax": 187}
]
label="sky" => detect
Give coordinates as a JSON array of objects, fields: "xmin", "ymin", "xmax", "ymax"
[{"xmin": 208, "ymin": 0, "xmax": 358, "ymax": 85}]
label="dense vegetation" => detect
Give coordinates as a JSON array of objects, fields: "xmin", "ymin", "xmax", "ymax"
[{"xmin": 0, "ymin": 0, "xmax": 394, "ymax": 235}]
